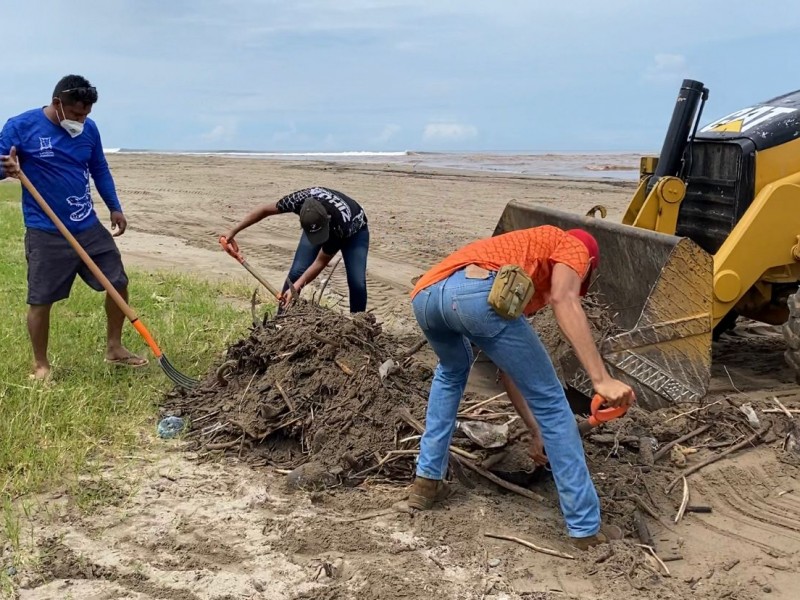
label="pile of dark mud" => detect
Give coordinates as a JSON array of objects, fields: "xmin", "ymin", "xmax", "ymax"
[
  {"xmin": 163, "ymin": 302, "xmax": 436, "ymax": 485},
  {"xmin": 160, "ymin": 296, "xmax": 619, "ymax": 492}
]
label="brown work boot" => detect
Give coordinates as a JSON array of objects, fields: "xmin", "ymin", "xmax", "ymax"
[
  {"xmin": 407, "ymin": 476, "xmax": 452, "ymax": 510},
  {"xmin": 570, "ymin": 524, "xmax": 624, "ymax": 551}
]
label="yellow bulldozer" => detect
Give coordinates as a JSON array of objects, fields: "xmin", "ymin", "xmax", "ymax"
[{"xmin": 495, "ymin": 79, "xmax": 800, "ymax": 411}]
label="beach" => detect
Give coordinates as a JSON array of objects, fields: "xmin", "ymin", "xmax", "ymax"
[
  {"xmin": 106, "ymin": 153, "xmax": 636, "ymax": 330},
  {"xmin": 9, "ymin": 154, "xmax": 800, "ymax": 600}
]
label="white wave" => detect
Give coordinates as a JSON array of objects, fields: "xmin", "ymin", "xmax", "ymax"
[{"xmin": 114, "ymin": 150, "xmax": 409, "ymax": 157}]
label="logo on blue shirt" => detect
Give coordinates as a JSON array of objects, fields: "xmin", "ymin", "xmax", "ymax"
[{"xmin": 38, "ymin": 137, "xmax": 54, "ymax": 158}]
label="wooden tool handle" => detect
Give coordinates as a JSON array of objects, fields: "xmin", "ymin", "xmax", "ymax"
[{"xmin": 18, "ymin": 169, "xmax": 139, "ymax": 324}]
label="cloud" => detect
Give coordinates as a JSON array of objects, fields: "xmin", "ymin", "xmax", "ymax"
[
  {"xmin": 644, "ymin": 53, "xmax": 688, "ymax": 84},
  {"xmin": 374, "ymin": 124, "xmax": 401, "ymax": 143},
  {"xmin": 200, "ymin": 121, "xmax": 238, "ymax": 144},
  {"xmin": 423, "ymin": 122, "xmax": 478, "ymax": 141}
]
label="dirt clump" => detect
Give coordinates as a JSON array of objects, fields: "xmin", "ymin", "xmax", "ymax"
[{"xmin": 35, "ymin": 537, "xmax": 114, "ymax": 583}]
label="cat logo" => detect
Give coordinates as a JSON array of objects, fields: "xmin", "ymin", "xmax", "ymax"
[{"xmin": 701, "ymin": 105, "xmax": 797, "ymax": 134}]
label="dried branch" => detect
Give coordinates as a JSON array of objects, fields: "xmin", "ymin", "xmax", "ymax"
[
  {"xmin": 485, "ymin": 532, "xmax": 574, "ymax": 560},
  {"xmin": 653, "ymin": 424, "xmax": 713, "ymax": 463},
  {"xmin": 665, "ymin": 424, "xmax": 770, "ymax": 493},
  {"xmin": 674, "ymin": 477, "xmax": 690, "ymax": 524}
]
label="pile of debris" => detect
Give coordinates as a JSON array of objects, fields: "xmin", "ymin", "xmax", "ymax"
[
  {"xmin": 163, "ymin": 298, "xmax": 799, "ymax": 511},
  {"xmin": 162, "ymin": 301, "xmax": 539, "ymax": 493},
  {"xmin": 164, "ymin": 302, "xmax": 428, "ymax": 484}
]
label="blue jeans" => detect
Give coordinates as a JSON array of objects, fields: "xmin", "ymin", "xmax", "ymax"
[
  {"xmin": 283, "ymin": 226, "xmax": 370, "ymax": 313},
  {"xmin": 411, "ymin": 267, "xmax": 601, "ymax": 538}
]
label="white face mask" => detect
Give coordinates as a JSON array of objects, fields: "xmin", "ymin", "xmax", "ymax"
[{"xmin": 56, "ymin": 103, "xmax": 84, "ymax": 138}]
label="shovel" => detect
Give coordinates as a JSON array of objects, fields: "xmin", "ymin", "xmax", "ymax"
[{"xmin": 18, "ymin": 169, "xmax": 199, "ymax": 390}]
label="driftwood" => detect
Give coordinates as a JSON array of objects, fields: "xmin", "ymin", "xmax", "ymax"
[
  {"xmin": 665, "ymin": 425, "xmax": 770, "ymax": 493},
  {"xmin": 674, "ymin": 477, "xmax": 690, "ymax": 524},
  {"xmin": 653, "ymin": 424, "xmax": 713, "ymax": 463},
  {"xmin": 485, "ymin": 532, "xmax": 574, "ymax": 560},
  {"xmin": 456, "ymin": 456, "xmax": 546, "ymax": 503}
]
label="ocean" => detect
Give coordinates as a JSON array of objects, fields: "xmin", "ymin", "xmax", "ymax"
[{"xmin": 102, "ymin": 149, "xmax": 645, "ymax": 181}]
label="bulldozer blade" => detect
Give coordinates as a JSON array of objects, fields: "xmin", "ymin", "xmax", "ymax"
[{"xmin": 494, "ymin": 201, "xmax": 713, "ymax": 411}]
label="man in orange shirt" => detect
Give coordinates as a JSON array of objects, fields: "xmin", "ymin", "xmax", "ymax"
[{"xmin": 407, "ymin": 225, "xmax": 635, "ymax": 550}]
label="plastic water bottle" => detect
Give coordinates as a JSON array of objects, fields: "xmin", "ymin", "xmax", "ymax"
[{"xmin": 157, "ymin": 416, "xmax": 186, "ymax": 439}]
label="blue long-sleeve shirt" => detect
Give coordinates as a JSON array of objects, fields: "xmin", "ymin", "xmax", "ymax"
[{"xmin": 0, "ymin": 108, "xmax": 122, "ymax": 234}]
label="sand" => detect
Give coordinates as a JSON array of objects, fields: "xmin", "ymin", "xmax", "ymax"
[{"xmin": 7, "ymin": 155, "xmax": 800, "ymax": 600}]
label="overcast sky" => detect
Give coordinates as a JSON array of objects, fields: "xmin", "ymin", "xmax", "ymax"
[{"xmin": 3, "ymin": 1, "xmax": 798, "ymax": 152}]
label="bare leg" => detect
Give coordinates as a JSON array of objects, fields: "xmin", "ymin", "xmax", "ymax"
[
  {"xmin": 27, "ymin": 304, "xmax": 53, "ymax": 379},
  {"xmin": 105, "ymin": 287, "xmax": 147, "ymax": 365}
]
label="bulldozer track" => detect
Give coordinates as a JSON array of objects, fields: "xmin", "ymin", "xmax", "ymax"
[
  {"xmin": 239, "ymin": 219, "xmax": 443, "ymax": 272},
  {"xmin": 692, "ymin": 465, "xmax": 800, "ymax": 546}
]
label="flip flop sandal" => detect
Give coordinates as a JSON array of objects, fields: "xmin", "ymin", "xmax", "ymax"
[{"xmin": 104, "ymin": 356, "xmax": 150, "ymax": 368}]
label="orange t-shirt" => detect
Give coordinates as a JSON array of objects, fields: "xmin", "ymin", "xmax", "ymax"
[{"xmin": 410, "ymin": 225, "xmax": 590, "ymax": 316}]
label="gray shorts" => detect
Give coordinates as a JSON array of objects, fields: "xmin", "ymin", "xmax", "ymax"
[{"xmin": 24, "ymin": 223, "xmax": 129, "ymax": 305}]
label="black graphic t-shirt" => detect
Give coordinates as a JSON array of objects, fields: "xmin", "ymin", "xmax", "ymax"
[{"xmin": 276, "ymin": 187, "xmax": 368, "ymax": 254}]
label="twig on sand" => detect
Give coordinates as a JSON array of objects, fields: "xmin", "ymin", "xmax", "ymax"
[
  {"xmin": 773, "ymin": 397, "xmax": 795, "ymax": 419},
  {"xmin": 665, "ymin": 425, "xmax": 770, "ymax": 493},
  {"xmin": 459, "ymin": 392, "xmax": 508, "ymax": 416},
  {"xmin": 631, "ymin": 494, "xmax": 660, "ymax": 520},
  {"xmin": 449, "ymin": 446, "xmax": 480, "ymax": 461},
  {"xmin": 315, "ymin": 256, "xmax": 342, "ymax": 305},
  {"xmin": 456, "ymin": 456, "xmax": 546, "ymax": 503},
  {"xmin": 484, "ymin": 532, "xmax": 574, "ymax": 560},
  {"xmin": 653, "ymin": 424, "xmax": 713, "ymax": 462},
  {"xmin": 636, "ymin": 544, "xmax": 671, "ymax": 577},
  {"xmin": 398, "ymin": 338, "xmax": 427, "ymax": 359},
  {"xmin": 351, "ymin": 449, "xmax": 419, "ymax": 478},
  {"xmin": 664, "ymin": 400, "xmax": 721, "ymax": 423},
  {"xmin": 763, "ymin": 408, "xmax": 800, "ymax": 414},
  {"xmin": 335, "ymin": 508, "xmax": 400, "ymax": 523},
  {"xmin": 674, "ymin": 477, "xmax": 690, "ymax": 524},
  {"xmin": 723, "ymin": 366, "xmax": 746, "ymax": 395}
]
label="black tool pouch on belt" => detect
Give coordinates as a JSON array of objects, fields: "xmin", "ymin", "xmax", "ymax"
[{"xmin": 487, "ymin": 265, "xmax": 535, "ymax": 320}]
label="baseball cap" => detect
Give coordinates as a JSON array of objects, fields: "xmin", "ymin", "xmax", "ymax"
[
  {"xmin": 566, "ymin": 229, "xmax": 600, "ymax": 296},
  {"xmin": 299, "ymin": 198, "xmax": 331, "ymax": 245}
]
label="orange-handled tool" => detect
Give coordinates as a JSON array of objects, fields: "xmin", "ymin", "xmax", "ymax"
[
  {"xmin": 219, "ymin": 236, "xmax": 282, "ymax": 300},
  {"xmin": 578, "ymin": 394, "xmax": 630, "ymax": 436}
]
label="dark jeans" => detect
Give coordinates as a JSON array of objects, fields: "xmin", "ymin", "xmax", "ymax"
[{"xmin": 283, "ymin": 226, "xmax": 369, "ymax": 312}]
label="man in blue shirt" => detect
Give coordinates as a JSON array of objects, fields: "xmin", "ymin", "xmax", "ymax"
[{"xmin": 0, "ymin": 74, "xmax": 147, "ymax": 381}]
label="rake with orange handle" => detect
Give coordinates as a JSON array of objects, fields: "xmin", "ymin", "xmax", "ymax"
[
  {"xmin": 218, "ymin": 236, "xmax": 283, "ymax": 300},
  {"xmin": 18, "ymin": 169, "xmax": 199, "ymax": 390}
]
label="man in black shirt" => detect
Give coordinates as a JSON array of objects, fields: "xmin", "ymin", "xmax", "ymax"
[{"xmin": 223, "ymin": 187, "xmax": 370, "ymax": 312}]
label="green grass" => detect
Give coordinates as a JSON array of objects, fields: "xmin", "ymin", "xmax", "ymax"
[{"xmin": 0, "ymin": 181, "xmax": 255, "ymax": 502}]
